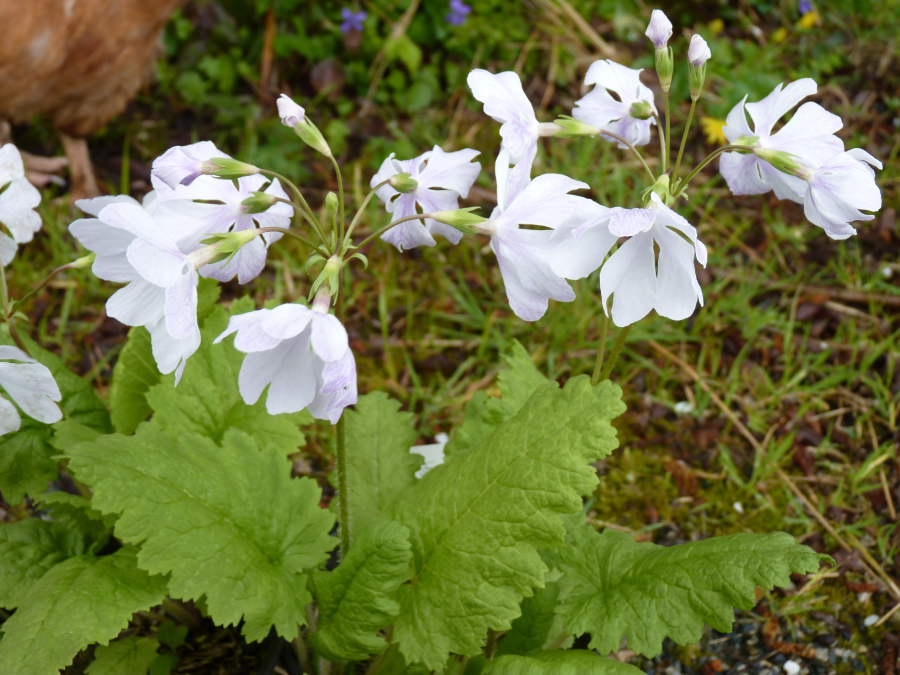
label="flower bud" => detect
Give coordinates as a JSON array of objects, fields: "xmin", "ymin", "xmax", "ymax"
[
  {"xmin": 552, "ymin": 115, "xmax": 602, "ymax": 138},
  {"xmin": 277, "ymin": 93, "xmax": 332, "ymax": 157},
  {"xmin": 241, "ymin": 191, "xmax": 279, "ymax": 214},
  {"xmin": 688, "ymin": 35, "xmax": 711, "ymax": 100},
  {"xmin": 69, "ymin": 253, "xmax": 96, "ymax": 270},
  {"xmin": 655, "ymin": 45, "xmax": 674, "ymax": 92},
  {"xmin": 431, "ymin": 208, "xmax": 489, "ymax": 235},
  {"xmin": 325, "ymin": 191, "xmax": 340, "ymax": 213},
  {"xmin": 643, "ymin": 174, "xmax": 672, "ymax": 206},
  {"xmin": 629, "ymin": 100, "xmax": 655, "ymax": 121},
  {"xmin": 309, "ymin": 255, "xmax": 343, "ymax": 301},
  {"xmin": 198, "ymin": 229, "xmax": 261, "ymax": 266},
  {"xmin": 202, "ymin": 157, "xmax": 261, "ymax": 180},
  {"xmin": 754, "ymin": 149, "xmax": 812, "ymax": 179},
  {"xmin": 645, "ymin": 10, "xmax": 673, "ymax": 49},
  {"xmin": 388, "ymin": 172, "xmax": 418, "ymax": 193}
]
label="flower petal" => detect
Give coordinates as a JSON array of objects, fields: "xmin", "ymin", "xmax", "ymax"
[
  {"xmin": 607, "ymin": 207, "xmax": 655, "ymax": 237},
  {"xmin": 261, "ymin": 303, "xmax": 315, "ymax": 341},
  {"xmin": 719, "ymin": 152, "xmax": 770, "ymax": 196},
  {"xmin": 310, "ymin": 313, "xmax": 350, "ymax": 363},
  {"xmin": 263, "ymin": 337, "xmax": 318, "ymax": 414},
  {"xmin": 467, "ymin": 69, "xmax": 538, "ymax": 162},
  {"xmin": 498, "ymin": 173, "xmax": 588, "ymax": 230},
  {"xmin": 745, "ymin": 79, "xmax": 817, "ymax": 138},
  {"xmin": 767, "ymin": 102, "xmax": 843, "ymax": 166},
  {"xmin": 0, "ymin": 178, "xmax": 42, "ymax": 243},
  {"xmin": 0, "ymin": 396, "xmax": 21, "ymax": 437},
  {"xmin": 164, "ymin": 270, "xmax": 199, "ymax": 341},
  {"xmin": 549, "ymin": 216, "xmax": 618, "ymax": 280},
  {"xmin": 599, "ymin": 231, "xmax": 657, "ymax": 326},
  {"xmin": 417, "ymin": 146, "xmax": 481, "ymax": 197},
  {"xmin": 106, "ymin": 280, "xmax": 166, "ymax": 327},
  {"xmin": 0, "ymin": 144, "xmax": 25, "ymax": 187},
  {"xmin": 0, "ymin": 361, "xmax": 62, "ymax": 424},
  {"xmin": 654, "ymin": 224, "xmax": 703, "ymax": 321}
]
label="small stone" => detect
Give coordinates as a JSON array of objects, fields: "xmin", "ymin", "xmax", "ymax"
[
  {"xmin": 850, "ymin": 659, "xmax": 864, "ymax": 672},
  {"xmin": 863, "ymin": 614, "xmax": 879, "ymax": 627},
  {"xmin": 814, "ymin": 647, "xmax": 829, "ymax": 662},
  {"xmin": 857, "ymin": 591, "xmax": 872, "ymax": 603},
  {"xmin": 784, "ymin": 660, "xmax": 800, "ymax": 675},
  {"xmin": 772, "ymin": 654, "xmax": 787, "ymax": 666},
  {"xmin": 733, "ymin": 501, "xmax": 744, "ymax": 514},
  {"xmin": 814, "ymin": 635, "xmax": 835, "ymax": 647}
]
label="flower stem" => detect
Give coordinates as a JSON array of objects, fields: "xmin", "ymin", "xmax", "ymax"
[
  {"xmin": 548, "ymin": 630, "xmax": 569, "ymax": 650},
  {"xmin": 672, "ymin": 98, "xmax": 697, "ymax": 183},
  {"xmin": 597, "ymin": 324, "xmax": 632, "ymax": 381},
  {"xmin": 253, "ymin": 227, "xmax": 329, "ymax": 258},
  {"xmin": 9, "ymin": 260, "xmax": 85, "ymax": 315},
  {"xmin": 343, "ymin": 178, "xmax": 391, "ymax": 249},
  {"xmin": 664, "ymin": 93, "xmax": 671, "ymax": 173},
  {"xmin": 590, "ymin": 310, "xmax": 609, "ymax": 386},
  {"xmin": 329, "ymin": 156, "xmax": 346, "ymax": 245},
  {"xmin": 333, "ymin": 271, "xmax": 351, "ymax": 557},
  {"xmin": 260, "ymin": 169, "xmax": 332, "ymax": 252},
  {"xmin": 675, "ymin": 144, "xmax": 745, "ymax": 196},
  {"xmin": 355, "ymin": 213, "xmax": 436, "ymax": 250},
  {"xmin": 596, "ymin": 131, "xmax": 655, "ymax": 180},
  {"xmin": 652, "ymin": 112, "xmax": 667, "ymax": 173}
]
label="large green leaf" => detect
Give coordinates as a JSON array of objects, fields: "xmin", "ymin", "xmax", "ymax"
[
  {"xmin": 555, "ymin": 526, "xmax": 829, "ymax": 656},
  {"xmin": 0, "ymin": 516, "xmax": 104, "ymax": 609},
  {"xmin": 310, "ymin": 519, "xmax": 412, "ymax": 662},
  {"xmin": 445, "ymin": 341, "xmax": 548, "ymax": 458},
  {"xmin": 66, "ymin": 425, "xmax": 336, "ymax": 641},
  {"xmin": 86, "ymin": 636, "xmax": 161, "ymax": 675},
  {"xmin": 0, "ymin": 332, "xmax": 112, "ymax": 503},
  {"xmin": 335, "ymin": 392, "xmax": 420, "ymax": 532},
  {"xmin": 495, "ymin": 578, "xmax": 569, "ymax": 656},
  {"xmin": 391, "ymin": 376, "xmax": 625, "ymax": 670},
  {"xmin": 108, "ymin": 327, "xmax": 160, "ymax": 435},
  {"xmin": 484, "ymin": 651, "xmax": 645, "ymax": 675},
  {"xmin": 0, "ymin": 547, "xmax": 168, "ymax": 675},
  {"xmin": 145, "ymin": 300, "xmax": 311, "ymax": 454}
]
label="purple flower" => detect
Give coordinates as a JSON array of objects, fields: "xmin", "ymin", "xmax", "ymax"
[
  {"xmin": 340, "ymin": 7, "xmax": 366, "ymax": 34},
  {"xmin": 799, "ymin": 0, "xmax": 813, "ymax": 14},
  {"xmin": 446, "ymin": 0, "xmax": 471, "ymax": 26}
]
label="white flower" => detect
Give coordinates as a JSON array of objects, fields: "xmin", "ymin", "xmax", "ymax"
[
  {"xmin": 688, "ymin": 35, "xmax": 711, "ymax": 66},
  {"xmin": 276, "ymin": 94, "xmax": 306, "ymax": 128},
  {"xmin": 467, "ymin": 69, "xmax": 557, "ymax": 169},
  {"xmin": 152, "ymin": 141, "xmax": 233, "ymax": 189},
  {"xmin": 645, "ymin": 10, "xmax": 673, "ymax": 48},
  {"xmin": 159, "ymin": 174, "xmax": 292, "ymax": 283},
  {"xmin": 573, "ymin": 60, "xmax": 657, "ymax": 148},
  {"xmin": 215, "ymin": 304, "xmax": 357, "ymax": 423},
  {"xmin": 480, "ymin": 149, "xmax": 585, "ymax": 322},
  {"xmin": 0, "ymin": 345, "xmax": 62, "ymax": 436},
  {"xmin": 553, "ymin": 193, "xmax": 708, "ymax": 326},
  {"xmin": 802, "ymin": 149, "xmax": 882, "ymax": 240},
  {"xmin": 411, "ymin": 432, "xmax": 448, "ymax": 479},
  {"xmin": 0, "ymin": 144, "xmax": 42, "ymax": 260},
  {"xmin": 71, "ymin": 199, "xmax": 207, "ymax": 383},
  {"xmin": 371, "ymin": 146, "xmax": 481, "ymax": 250},
  {"xmin": 720, "ymin": 79, "xmax": 843, "ymax": 202}
]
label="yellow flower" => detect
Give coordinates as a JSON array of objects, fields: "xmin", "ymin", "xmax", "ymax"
[
  {"xmin": 771, "ymin": 27, "xmax": 788, "ymax": 43},
  {"xmin": 797, "ymin": 10, "xmax": 819, "ymax": 28},
  {"xmin": 700, "ymin": 117, "xmax": 727, "ymax": 145},
  {"xmin": 708, "ymin": 18, "xmax": 724, "ymax": 36}
]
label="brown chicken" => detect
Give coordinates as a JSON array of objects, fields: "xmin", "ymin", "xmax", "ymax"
[{"xmin": 0, "ymin": 0, "xmax": 187, "ymax": 198}]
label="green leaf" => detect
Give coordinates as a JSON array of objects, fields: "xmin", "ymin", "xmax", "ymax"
[
  {"xmin": 554, "ymin": 526, "xmax": 829, "ymax": 657},
  {"xmin": 149, "ymin": 653, "xmax": 179, "ymax": 675},
  {"xmin": 391, "ymin": 376, "xmax": 625, "ymax": 670},
  {"xmin": 0, "ymin": 332, "xmax": 112, "ymax": 503},
  {"xmin": 38, "ymin": 490, "xmax": 118, "ymax": 531},
  {"xmin": 86, "ymin": 636, "xmax": 161, "ymax": 675},
  {"xmin": 66, "ymin": 425, "xmax": 336, "ymax": 641},
  {"xmin": 445, "ymin": 341, "xmax": 548, "ymax": 457},
  {"xmin": 484, "ymin": 651, "xmax": 646, "ymax": 675},
  {"xmin": 335, "ymin": 393, "xmax": 420, "ymax": 532},
  {"xmin": 385, "ymin": 34, "xmax": 422, "ymax": 73},
  {"xmin": 310, "ymin": 519, "xmax": 412, "ymax": 662},
  {"xmin": 146, "ymin": 302, "xmax": 311, "ymax": 454},
  {"xmin": 496, "ymin": 579, "xmax": 569, "ymax": 656},
  {"xmin": 156, "ymin": 620, "xmax": 187, "ymax": 651},
  {"xmin": 109, "ymin": 327, "xmax": 160, "ymax": 435},
  {"xmin": 51, "ymin": 419, "xmax": 103, "ymax": 450},
  {"xmin": 0, "ymin": 516, "xmax": 101, "ymax": 608},
  {"xmin": 0, "ymin": 547, "xmax": 168, "ymax": 675}
]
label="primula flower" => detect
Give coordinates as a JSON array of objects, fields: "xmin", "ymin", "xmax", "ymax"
[
  {"xmin": 0, "ymin": 346, "xmax": 62, "ymax": 436},
  {"xmin": 152, "ymin": 141, "xmax": 233, "ymax": 188},
  {"xmin": 71, "ymin": 199, "xmax": 210, "ymax": 382},
  {"xmin": 215, "ymin": 303, "xmax": 357, "ymax": 423},
  {"xmin": 446, "ymin": 0, "xmax": 472, "ymax": 25},
  {"xmin": 478, "ymin": 150, "xmax": 586, "ymax": 321},
  {"xmin": 573, "ymin": 60, "xmax": 657, "ymax": 148},
  {"xmin": 552, "ymin": 194, "xmax": 708, "ymax": 327},
  {"xmin": 720, "ymin": 79, "xmax": 843, "ymax": 202},
  {"xmin": 688, "ymin": 35, "xmax": 711, "ymax": 66},
  {"xmin": 801, "ymin": 149, "xmax": 882, "ymax": 240},
  {"xmin": 340, "ymin": 8, "xmax": 366, "ymax": 33},
  {"xmin": 371, "ymin": 146, "xmax": 481, "ymax": 250},
  {"xmin": 0, "ymin": 144, "xmax": 42, "ymax": 261},
  {"xmin": 467, "ymin": 69, "xmax": 557, "ymax": 170},
  {"xmin": 276, "ymin": 94, "xmax": 305, "ymax": 128},
  {"xmin": 645, "ymin": 9, "xmax": 673, "ymax": 48}
]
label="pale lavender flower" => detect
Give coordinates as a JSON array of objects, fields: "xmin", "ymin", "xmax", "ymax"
[
  {"xmin": 645, "ymin": 10, "xmax": 673, "ymax": 48},
  {"xmin": 573, "ymin": 60, "xmax": 657, "ymax": 148},
  {"xmin": 340, "ymin": 8, "xmax": 367, "ymax": 33},
  {"xmin": 799, "ymin": 0, "xmax": 813, "ymax": 14},
  {"xmin": 0, "ymin": 346, "xmax": 62, "ymax": 436},
  {"xmin": 802, "ymin": 149, "xmax": 882, "ymax": 240},
  {"xmin": 446, "ymin": 0, "xmax": 472, "ymax": 25},
  {"xmin": 0, "ymin": 144, "xmax": 42, "ymax": 258}
]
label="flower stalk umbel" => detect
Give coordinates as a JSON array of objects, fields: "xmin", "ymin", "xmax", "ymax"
[{"xmin": 0, "ymin": 8, "xmax": 878, "ymax": 675}]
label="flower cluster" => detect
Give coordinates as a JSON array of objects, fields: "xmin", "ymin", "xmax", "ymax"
[{"xmin": 0, "ymin": 144, "xmax": 42, "ymax": 264}]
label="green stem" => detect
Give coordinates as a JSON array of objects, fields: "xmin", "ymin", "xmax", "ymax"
[
  {"xmin": 597, "ymin": 324, "xmax": 632, "ymax": 381},
  {"xmin": 365, "ymin": 643, "xmax": 397, "ymax": 675},
  {"xmin": 355, "ymin": 213, "xmax": 436, "ymax": 250},
  {"xmin": 253, "ymin": 227, "xmax": 329, "ymax": 258},
  {"xmin": 0, "ymin": 264, "xmax": 29, "ymax": 354},
  {"xmin": 598, "ymin": 130, "xmax": 655, "ymax": 180},
  {"xmin": 8, "ymin": 262, "xmax": 77, "ymax": 315},
  {"xmin": 485, "ymin": 629, "xmax": 498, "ymax": 659},
  {"xmin": 343, "ymin": 178, "xmax": 392, "ymax": 249},
  {"xmin": 294, "ymin": 632, "xmax": 313, "ymax": 675},
  {"xmin": 664, "ymin": 93, "xmax": 671, "ymax": 173},
  {"xmin": 329, "ymin": 156, "xmax": 346, "ymax": 246},
  {"xmin": 548, "ymin": 630, "xmax": 569, "ymax": 650},
  {"xmin": 675, "ymin": 144, "xmax": 746, "ymax": 196},
  {"xmin": 652, "ymin": 112, "xmax": 667, "ymax": 173},
  {"xmin": 672, "ymin": 98, "xmax": 697, "ymax": 182},
  {"xmin": 590, "ymin": 311, "xmax": 609, "ymax": 386},
  {"xmin": 334, "ymin": 277, "xmax": 351, "ymax": 556},
  {"xmin": 260, "ymin": 169, "xmax": 331, "ymax": 252}
]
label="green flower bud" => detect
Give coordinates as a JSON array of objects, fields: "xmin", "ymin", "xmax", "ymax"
[
  {"xmin": 430, "ymin": 208, "xmax": 490, "ymax": 235},
  {"xmin": 754, "ymin": 149, "xmax": 812, "ymax": 179},
  {"xmin": 388, "ymin": 172, "xmax": 418, "ymax": 193},
  {"xmin": 655, "ymin": 46, "xmax": 674, "ymax": 92},
  {"xmin": 688, "ymin": 62, "xmax": 707, "ymax": 101},
  {"xmin": 241, "ymin": 191, "xmax": 279, "ymax": 214},
  {"xmin": 198, "ymin": 229, "xmax": 261, "ymax": 266},
  {"xmin": 629, "ymin": 100, "xmax": 655, "ymax": 121},
  {"xmin": 553, "ymin": 115, "xmax": 602, "ymax": 138},
  {"xmin": 309, "ymin": 255, "xmax": 343, "ymax": 301},
  {"xmin": 69, "ymin": 253, "xmax": 96, "ymax": 270},
  {"xmin": 643, "ymin": 174, "xmax": 672, "ymax": 206},
  {"xmin": 731, "ymin": 135, "xmax": 760, "ymax": 149},
  {"xmin": 202, "ymin": 157, "xmax": 261, "ymax": 180},
  {"xmin": 325, "ymin": 191, "xmax": 340, "ymax": 213}
]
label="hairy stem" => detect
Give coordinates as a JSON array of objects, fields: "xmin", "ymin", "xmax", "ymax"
[
  {"xmin": 334, "ymin": 277, "xmax": 351, "ymax": 556},
  {"xmin": 597, "ymin": 130, "xmax": 655, "ymax": 180},
  {"xmin": 344, "ymin": 178, "xmax": 391, "ymax": 247},
  {"xmin": 330, "ymin": 156, "xmax": 346, "ymax": 246},
  {"xmin": 664, "ymin": 93, "xmax": 671, "ymax": 173},
  {"xmin": 652, "ymin": 112, "xmax": 667, "ymax": 173},
  {"xmin": 260, "ymin": 169, "xmax": 331, "ymax": 252},
  {"xmin": 590, "ymin": 310, "xmax": 609, "ymax": 386},
  {"xmin": 355, "ymin": 213, "xmax": 437, "ymax": 250},
  {"xmin": 672, "ymin": 98, "xmax": 697, "ymax": 183},
  {"xmin": 598, "ymin": 324, "xmax": 632, "ymax": 381}
]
